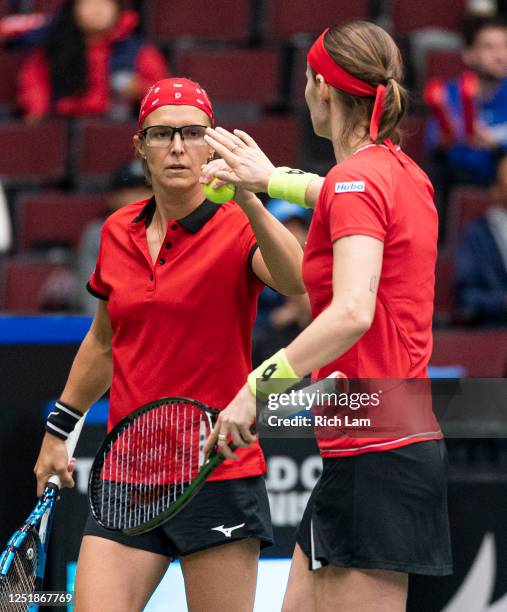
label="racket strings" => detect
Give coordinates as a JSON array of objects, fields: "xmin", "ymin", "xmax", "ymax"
[
  {"xmin": 0, "ymin": 530, "xmax": 38, "ymax": 612},
  {"xmin": 91, "ymin": 400, "xmax": 213, "ymax": 530}
]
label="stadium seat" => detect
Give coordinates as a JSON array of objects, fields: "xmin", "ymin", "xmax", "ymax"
[
  {"xmin": 17, "ymin": 192, "xmax": 107, "ymax": 251},
  {"xmin": 221, "ymin": 116, "xmax": 302, "ymax": 167},
  {"xmin": 290, "ymin": 40, "xmax": 311, "ymax": 110},
  {"xmin": 425, "ymin": 50, "xmax": 465, "ymax": 83},
  {"xmin": 148, "ymin": 0, "xmax": 251, "ymax": 42},
  {"xmin": 31, "ymin": 0, "xmax": 64, "ymax": 12},
  {"xmin": 268, "ymin": 0, "xmax": 368, "ymax": 38},
  {"xmin": 0, "ymin": 120, "xmax": 67, "ymax": 184},
  {"xmin": 400, "ymin": 115, "xmax": 427, "ymax": 167},
  {"xmin": 447, "ymin": 187, "xmax": 495, "ymax": 248},
  {"xmin": 392, "ymin": 0, "xmax": 466, "ymax": 32},
  {"xmin": 434, "ymin": 250, "xmax": 455, "ymax": 322},
  {"xmin": 178, "ymin": 49, "xmax": 280, "ymax": 104},
  {"xmin": 76, "ymin": 119, "xmax": 138, "ymax": 184},
  {"xmin": 431, "ymin": 329, "xmax": 507, "ymax": 377},
  {"xmin": 0, "ymin": 258, "xmax": 65, "ymax": 312}
]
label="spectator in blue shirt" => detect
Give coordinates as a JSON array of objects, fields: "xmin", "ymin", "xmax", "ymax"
[
  {"xmin": 454, "ymin": 155, "xmax": 507, "ymax": 326},
  {"xmin": 427, "ymin": 16, "xmax": 507, "ymax": 187}
]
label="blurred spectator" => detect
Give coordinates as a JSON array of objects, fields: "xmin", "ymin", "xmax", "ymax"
[
  {"xmin": 78, "ymin": 158, "xmax": 151, "ymax": 313},
  {"xmin": 17, "ymin": 0, "xmax": 168, "ymax": 121},
  {"xmin": 426, "ymin": 16, "xmax": 507, "ymax": 187},
  {"xmin": 454, "ymin": 155, "xmax": 507, "ymax": 325},
  {"xmin": 253, "ymin": 199, "xmax": 312, "ymax": 366},
  {"xmin": 0, "ymin": 181, "xmax": 12, "ymax": 255}
]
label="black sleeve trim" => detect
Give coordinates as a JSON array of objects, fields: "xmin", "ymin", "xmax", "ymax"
[
  {"xmin": 247, "ymin": 243, "xmax": 259, "ymax": 272},
  {"xmin": 86, "ymin": 281, "xmax": 109, "ymax": 301},
  {"xmin": 247, "ymin": 243, "xmax": 277, "ymax": 291}
]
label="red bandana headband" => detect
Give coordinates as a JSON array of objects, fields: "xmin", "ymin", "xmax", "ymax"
[
  {"xmin": 307, "ymin": 28, "xmax": 388, "ymax": 142},
  {"xmin": 138, "ymin": 77, "xmax": 215, "ymax": 128}
]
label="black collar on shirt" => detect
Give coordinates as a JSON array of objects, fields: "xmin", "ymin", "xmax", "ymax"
[{"xmin": 131, "ymin": 196, "xmax": 220, "ymax": 233}]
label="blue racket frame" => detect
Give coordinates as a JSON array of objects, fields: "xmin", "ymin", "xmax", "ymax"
[{"xmin": 0, "ymin": 484, "xmax": 58, "ymax": 611}]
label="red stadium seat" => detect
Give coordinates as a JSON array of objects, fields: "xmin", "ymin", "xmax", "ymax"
[
  {"xmin": 434, "ymin": 250, "xmax": 455, "ymax": 322},
  {"xmin": 290, "ymin": 41, "xmax": 311, "ymax": 110},
  {"xmin": 431, "ymin": 330, "xmax": 507, "ymax": 377},
  {"xmin": 222, "ymin": 116, "xmax": 302, "ymax": 167},
  {"xmin": 392, "ymin": 0, "xmax": 466, "ymax": 32},
  {"xmin": 17, "ymin": 192, "xmax": 107, "ymax": 250},
  {"xmin": 400, "ymin": 115, "xmax": 427, "ymax": 167},
  {"xmin": 447, "ymin": 187, "xmax": 495, "ymax": 248},
  {"xmin": 425, "ymin": 50, "xmax": 465, "ymax": 83},
  {"xmin": 148, "ymin": 0, "xmax": 251, "ymax": 42},
  {"xmin": 0, "ymin": 50, "xmax": 26, "ymax": 113},
  {"xmin": 268, "ymin": 0, "xmax": 368, "ymax": 38},
  {"xmin": 31, "ymin": 0, "xmax": 65, "ymax": 12},
  {"xmin": 0, "ymin": 258, "xmax": 65, "ymax": 312},
  {"xmin": 77, "ymin": 120, "xmax": 138, "ymax": 183},
  {"xmin": 0, "ymin": 120, "xmax": 67, "ymax": 184},
  {"xmin": 178, "ymin": 49, "xmax": 280, "ymax": 104}
]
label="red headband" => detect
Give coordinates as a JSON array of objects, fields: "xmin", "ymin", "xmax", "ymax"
[
  {"xmin": 138, "ymin": 77, "xmax": 215, "ymax": 128},
  {"xmin": 307, "ymin": 28, "xmax": 388, "ymax": 142}
]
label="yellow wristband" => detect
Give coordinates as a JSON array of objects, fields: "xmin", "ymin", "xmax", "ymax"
[
  {"xmin": 247, "ymin": 349, "xmax": 300, "ymax": 401},
  {"xmin": 267, "ymin": 167, "xmax": 318, "ymax": 208}
]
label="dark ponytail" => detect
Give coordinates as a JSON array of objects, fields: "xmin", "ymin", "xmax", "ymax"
[{"xmin": 44, "ymin": 0, "xmax": 87, "ymax": 102}]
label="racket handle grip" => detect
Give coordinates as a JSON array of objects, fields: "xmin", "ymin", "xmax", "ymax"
[{"xmin": 47, "ymin": 414, "xmax": 86, "ymax": 488}]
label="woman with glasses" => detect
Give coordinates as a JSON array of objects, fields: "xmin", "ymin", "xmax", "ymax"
[
  {"xmin": 204, "ymin": 21, "xmax": 452, "ymax": 612},
  {"xmin": 33, "ymin": 77, "xmax": 305, "ymax": 611}
]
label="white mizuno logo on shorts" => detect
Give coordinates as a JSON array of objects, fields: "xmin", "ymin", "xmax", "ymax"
[
  {"xmin": 211, "ymin": 523, "xmax": 245, "ymax": 538},
  {"xmin": 335, "ymin": 181, "xmax": 365, "ymax": 193}
]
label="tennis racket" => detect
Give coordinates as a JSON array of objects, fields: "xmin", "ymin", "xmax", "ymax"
[
  {"xmin": 88, "ymin": 374, "xmax": 343, "ymax": 536},
  {"xmin": 0, "ymin": 416, "xmax": 85, "ymax": 612}
]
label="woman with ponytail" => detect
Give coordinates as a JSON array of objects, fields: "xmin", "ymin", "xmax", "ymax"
[{"xmin": 203, "ymin": 20, "xmax": 453, "ymax": 611}]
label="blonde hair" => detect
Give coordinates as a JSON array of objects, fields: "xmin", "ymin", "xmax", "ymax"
[{"xmin": 318, "ymin": 20, "xmax": 408, "ymax": 146}]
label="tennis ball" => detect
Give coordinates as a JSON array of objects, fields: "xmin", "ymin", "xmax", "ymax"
[{"xmin": 202, "ymin": 178, "xmax": 236, "ymax": 204}]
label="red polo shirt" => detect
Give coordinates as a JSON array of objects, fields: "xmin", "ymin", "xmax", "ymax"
[
  {"xmin": 302, "ymin": 143, "xmax": 443, "ymax": 457},
  {"xmin": 88, "ymin": 197, "xmax": 266, "ymax": 480}
]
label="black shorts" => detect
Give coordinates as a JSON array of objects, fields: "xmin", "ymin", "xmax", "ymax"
[
  {"xmin": 83, "ymin": 476, "xmax": 273, "ymax": 559},
  {"xmin": 297, "ymin": 439, "xmax": 453, "ymax": 576}
]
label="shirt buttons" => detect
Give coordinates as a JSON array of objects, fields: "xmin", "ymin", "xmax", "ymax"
[
  {"xmin": 165, "ymin": 242, "xmax": 172, "ymax": 249},
  {"xmin": 159, "ymin": 258, "xmax": 166, "ymax": 265}
]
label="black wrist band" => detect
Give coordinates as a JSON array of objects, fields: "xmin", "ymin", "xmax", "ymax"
[{"xmin": 45, "ymin": 400, "xmax": 82, "ymax": 441}]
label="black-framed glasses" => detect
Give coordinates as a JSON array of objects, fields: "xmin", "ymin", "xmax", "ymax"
[{"xmin": 139, "ymin": 125, "xmax": 208, "ymax": 147}]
